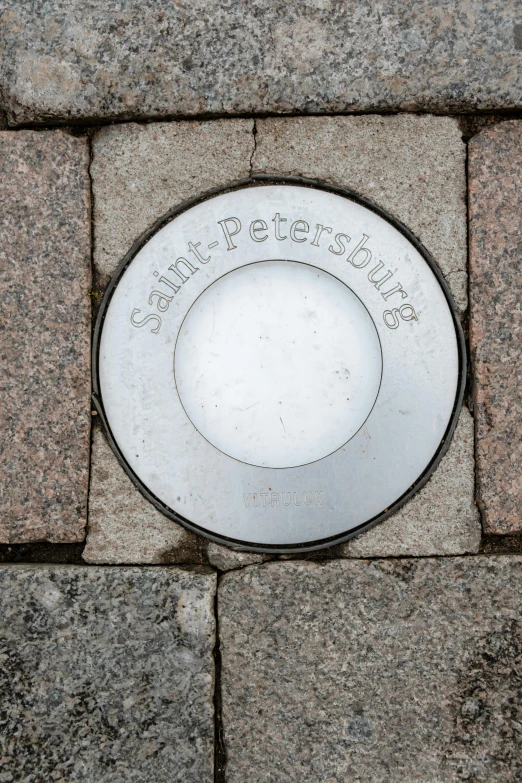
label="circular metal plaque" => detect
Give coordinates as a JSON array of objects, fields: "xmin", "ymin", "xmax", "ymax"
[{"xmin": 94, "ymin": 178, "xmax": 465, "ymax": 552}]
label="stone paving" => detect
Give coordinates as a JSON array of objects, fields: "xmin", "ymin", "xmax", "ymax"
[
  {"xmin": 220, "ymin": 558, "xmax": 522, "ymax": 783},
  {"xmin": 1, "ymin": 10, "xmax": 522, "ymax": 778},
  {"xmin": 1, "ymin": 1, "xmax": 522, "ymax": 123},
  {"xmin": 0, "ymin": 112, "xmax": 520, "ymax": 779},
  {"xmin": 0, "ymin": 566, "xmax": 216, "ymax": 782},
  {"xmin": 470, "ymin": 121, "xmax": 522, "ymax": 534},
  {"xmin": 0, "ymin": 131, "xmax": 91, "ymax": 543}
]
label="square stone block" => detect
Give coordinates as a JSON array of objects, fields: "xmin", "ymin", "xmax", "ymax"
[
  {"xmin": 91, "ymin": 119, "xmax": 254, "ymax": 283},
  {"xmin": 0, "ymin": 565, "xmax": 216, "ymax": 782},
  {"xmin": 341, "ymin": 407, "xmax": 480, "ymax": 557},
  {"xmin": 83, "ymin": 425, "xmax": 202, "ymax": 564},
  {"xmin": 469, "ymin": 121, "xmax": 522, "ymax": 533},
  {"xmin": 253, "ymin": 115, "xmax": 467, "ymax": 311},
  {"xmin": 220, "ymin": 557, "xmax": 522, "ymax": 782},
  {"xmin": 0, "ymin": 130, "xmax": 91, "ymax": 543}
]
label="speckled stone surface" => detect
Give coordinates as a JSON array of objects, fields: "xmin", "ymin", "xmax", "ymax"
[
  {"xmin": 220, "ymin": 557, "xmax": 522, "ymax": 783},
  {"xmin": 91, "ymin": 120, "xmax": 254, "ymax": 282},
  {"xmin": 342, "ymin": 407, "xmax": 480, "ymax": 557},
  {"xmin": 0, "ymin": 565, "xmax": 216, "ymax": 782},
  {"xmin": 84, "ymin": 425, "xmax": 203, "ymax": 564},
  {"xmin": 1, "ymin": 1, "xmax": 522, "ymax": 124},
  {"xmin": 254, "ymin": 115, "xmax": 467, "ymax": 310},
  {"xmin": 0, "ymin": 131, "xmax": 91, "ymax": 543},
  {"xmin": 470, "ymin": 121, "xmax": 522, "ymax": 534},
  {"xmin": 207, "ymin": 542, "xmax": 271, "ymax": 572}
]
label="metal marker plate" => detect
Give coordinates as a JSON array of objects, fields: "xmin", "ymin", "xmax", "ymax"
[{"xmin": 94, "ymin": 180, "xmax": 464, "ymax": 552}]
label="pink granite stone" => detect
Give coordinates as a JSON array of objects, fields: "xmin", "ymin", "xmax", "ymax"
[
  {"xmin": 469, "ymin": 121, "xmax": 522, "ymax": 533},
  {"xmin": 0, "ymin": 131, "xmax": 91, "ymax": 542}
]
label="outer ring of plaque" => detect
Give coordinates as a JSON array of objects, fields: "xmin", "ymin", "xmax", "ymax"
[{"xmin": 92, "ymin": 175, "xmax": 466, "ymax": 554}]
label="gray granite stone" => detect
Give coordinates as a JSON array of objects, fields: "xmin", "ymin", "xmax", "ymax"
[
  {"xmin": 469, "ymin": 121, "xmax": 522, "ymax": 533},
  {"xmin": 254, "ymin": 115, "xmax": 467, "ymax": 310},
  {"xmin": 92, "ymin": 119, "xmax": 254, "ymax": 282},
  {"xmin": 220, "ymin": 557, "xmax": 522, "ymax": 783},
  {"xmin": 0, "ymin": 565, "xmax": 216, "ymax": 782},
  {"xmin": 84, "ymin": 425, "xmax": 203, "ymax": 564},
  {"xmin": 0, "ymin": 130, "xmax": 91, "ymax": 543},
  {"xmin": 207, "ymin": 542, "xmax": 271, "ymax": 572},
  {"xmin": 2, "ymin": 1, "xmax": 522, "ymax": 124},
  {"xmin": 342, "ymin": 407, "xmax": 481, "ymax": 557}
]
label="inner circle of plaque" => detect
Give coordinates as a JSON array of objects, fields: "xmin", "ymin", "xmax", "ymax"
[
  {"xmin": 174, "ymin": 260, "xmax": 382, "ymax": 469},
  {"xmin": 95, "ymin": 180, "xmax": 464, "ymax": 552}
]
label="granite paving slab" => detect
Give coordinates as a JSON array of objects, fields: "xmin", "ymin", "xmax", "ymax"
[
  {"xmin": 219, "ymin": 557, "xmax": 522, "ymax": 782},
  {"xmin": 253, "ymin": 115, "xmax": 468, "ymax": 310},
  {"xmin": 0, "ymin": 565, "xmax": 216, "ymax": 782},
  {"xmin": 0, "ymin": 130, "xmax": 91, "ymax": 543},
  {"xmin": 1, "ymin": 1, "xmax": 522, "ymax": 124},
  {"xmin": 342, "ymin": 407, "xmax": 480, "ymax": 557},
  {"xmin": 83, "ymin": 425, "xmax": 203, "ymax": 564},
  {"xmin": 469, "ymin": 121, "xmax": 522, "ymax": 533},
  {"xmin": 207, "ymin": 542, "xmax": 271, "ymax": 572},
  {"xmin": 91, "ymin": 119, "xmax": 254, "ymax": 283}
]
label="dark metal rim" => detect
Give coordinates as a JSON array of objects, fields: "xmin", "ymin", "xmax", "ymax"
[{"xmin": 92, "ymin": 175, "xmax": 467, "ymax": 554}]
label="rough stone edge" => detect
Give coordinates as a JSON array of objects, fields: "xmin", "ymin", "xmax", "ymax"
[
  {"xmin": 468, "ymin": 119, "xmax": 522, "ymax": 536},
  {"xmin": 0, "ymin": 129, "xmax": 92, "ymax": 544}
]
